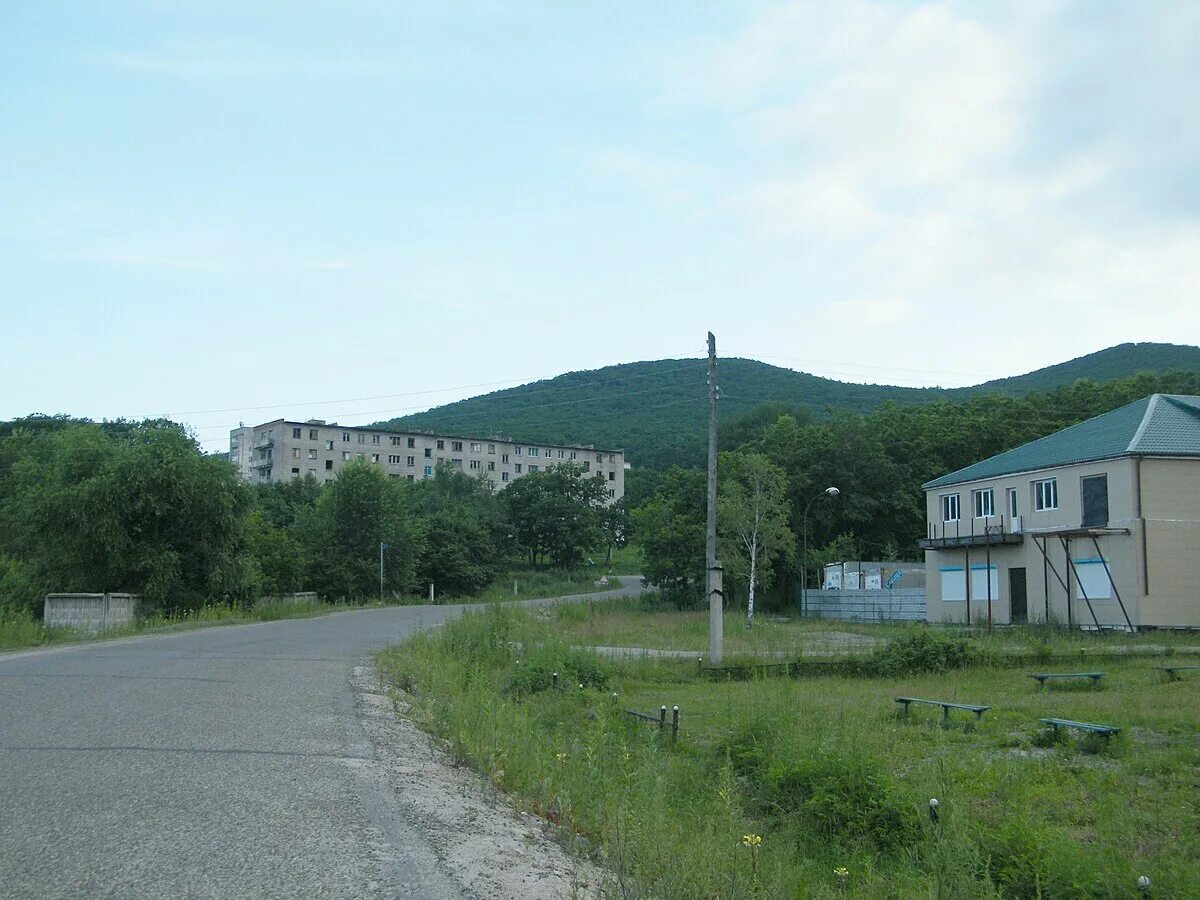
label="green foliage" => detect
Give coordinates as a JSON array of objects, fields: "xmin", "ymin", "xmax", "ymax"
[
  {"xmin": 376, "ymin": 343, "xmax": 1200, "ymax": 469},
  {"xmin": 717, "ymin": 450, "xmax": 794, "ymax": 622},
  {"xmin": 632, "ymin": 467, "xmax": 706, "ymax": 606},
  {"xmin": 869, "ymin": 627, "xmax": 996, "ymax": 676},
  {"xmin": 502, "ymin": 462, "xmax": 607, "ymax": 567},
  {"xmin": 0, "ymin": 553, "xmax": 41, "ymax": 616},
  {"xmin": 409, "ymin": 465, "xmax": 507, "ymax": 595},
  {"xmin": 297, "ymin": 460, "xmax": 420, "ymax": 600}
]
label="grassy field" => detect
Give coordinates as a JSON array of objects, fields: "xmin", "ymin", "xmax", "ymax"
[{"xmin": 379, "ymin": 605, "xmax": 1200, "ymax": 898}]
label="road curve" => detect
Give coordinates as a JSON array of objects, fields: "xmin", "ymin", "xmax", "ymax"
[{"xmin": 0, "ymin": 577, "xmax": 643, "ymax": 899}]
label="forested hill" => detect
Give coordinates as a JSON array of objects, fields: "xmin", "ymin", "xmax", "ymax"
[{"xmin": 375, "ymin": 342, "xmax": 1200, "ymax": 469}]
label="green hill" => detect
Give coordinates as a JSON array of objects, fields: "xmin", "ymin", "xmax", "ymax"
[{"xmin": 375, "ymin": 342, "xmax": 1200, "ymax": 469}]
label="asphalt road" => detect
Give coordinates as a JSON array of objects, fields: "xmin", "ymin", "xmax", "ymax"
[{"xmin": 0, "ymin": 578, "xmax": 642, "ymax": 899}]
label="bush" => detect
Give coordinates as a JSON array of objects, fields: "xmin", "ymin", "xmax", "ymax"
[
  {"xmin": 869, "ymin": 627, "xmax": 995, "ymax": 676},
  {"xmin": 0, "ymin": 554, "xmax": 41, "ymax": 617}
]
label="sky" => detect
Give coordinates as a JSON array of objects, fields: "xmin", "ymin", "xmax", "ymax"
[{"xmin": 2, "ymin": 1, "xmax": 1199, "ymax": 452}]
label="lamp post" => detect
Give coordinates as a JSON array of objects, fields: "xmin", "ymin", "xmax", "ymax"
[{"xmin": 801, "ymin": 486, "xmax": 840, "ymax": 616}]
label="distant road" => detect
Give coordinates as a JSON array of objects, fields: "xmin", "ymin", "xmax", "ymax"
[{"xmin": 0, "ymin": 577, "xmax": 643, "ymax": 899}]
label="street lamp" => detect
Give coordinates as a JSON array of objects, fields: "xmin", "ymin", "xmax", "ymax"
[{"xmin": 801, "ymin": 486, "xmax": 840, "ymax": 616}]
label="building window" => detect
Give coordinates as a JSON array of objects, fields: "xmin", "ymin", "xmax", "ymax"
[
  {"xmin": 514, "ymin": 464, "xmax": 522, "ymax": 474},
  {"xmin": 583, "ymin": 461, "xmax": 590, "ymax": 472},
  {"xmin": 370, "ymin": 434, "xmax": 378, "ymax": 444},
  {"xmin": 308, "ymin": 468, "xmax": 316, "ymax": 476},
  {"xmin": 451, "ymin": 441, "xmax": 463, "ymax": 452},
  {"xmin": 358, "ymin": 434, "xmax": 366, "ymax": 444},
  {"xmin": 407, "ymin": 438, "xmax": 415, "ymax": 448},
  {"xmin": 342, "ymin": 451, "xmax": 350, "ymax": 460},
  {"xmin": 608, "ymin": 471, "xmax": 615, "ymax": 481},
  {"xmin": 1034, "ymin": 478, "xmax": 1058, "ymax": 511},
  {"xmin": 514, "ymin": 446, "xmax": 522, "ymax": 455},
  {"xmin": 972, "ymin": 488, "xmax": 994, "ymax": 519},
  {"xmin": 406, "ymin": 474, "xmax": 414, "ymax": 481},
  {"xmin": 390, "ymin": 436, "xmax": 401, "ymax": 445},
  {"xmin": 940, "ymin": 493, "xmax": 960, "ymax": 522},
  {"xmin": 343, "ymin": 433, "xmax": 350, "ymax": 442},
  {"xmin": 308, "ymin": 449, "xmax": 317, "ymax": 459},
  {"xmin": 544, "ymin": 449, "xmax": 551, "ymax": 458},
  {"xmin": 608, "ymin": 488, "xmax": 615, "ymax": 498},
  {"xmin": 292, "ymin": 427, "xmax": 302, "ymax": 439},
  {"xmin": 424, "ymin": 465, "xmax": 433, "ymax": 477},
  {"xmin": 501, "ymin": 472, "xmax": 509, "ymax": 482},
  {"xmin": 291, "ymin": 448, "xmax": 300, "ymax": 459},
  {"xmin": 389, "ymin": 455, "xmax": 401, "ymax": 464},
  {"xmin": 596, "ymin": 453, "xmax": 603, "ymax": 463},
  {"xmin": 436, "ymin": 440, "xmax": 445, "ymax": 450},
  {"xmin": 501, "ymin": 454, "xmax": 509, "ymax": 463},
  {"xmin": 451, "ymin": 459, "xmax": 462, "ymax": 469},
  {"xmin": 470, "ymin": 442, "xmax": 481, "ymax": 453},
  {"xmin": 325, "ymin": 440, "xmax": 334, "ymax": 450},
  {"xmin": 528, "ymin": 447, "xmax": 539, "ymax": 457},
  {"xmin": 557, "ymin": 449, "xmax": 564, "ymax": 459},
  {"xmin": 309, "ymin": 429, "xmax": 319, "ymax": 441},
  {"xmin": 469, "ymin": 460, "xmax": 480, "ymax": 470},
  {"xmin": 1081, "ymin": 474, "xmax": 1108, "ymax": 527},
  {"xmin": 406, "ymin": 456, "xmax": 415, "ymax": 466},
  {"xmin": 487, "ymin": 461, "xmax": 495, "ymax": 471},
  {"xmin": 1007, "ymin": 487, "xmax": 1018, "ymax": 519},
  {"xmin": 424, "ymin": 448, "xmax": 432, "ymax": 458},
  {"xmin": 488, "ymin": 443, "xmax": 496, "ymax": 454},
  {"xmin": 569, "ymin": 451, "xmax": 577, "ymax": 460},
  {"xmin": 325, "ymin": 460, "xmax": 333, "ymax": 470}
]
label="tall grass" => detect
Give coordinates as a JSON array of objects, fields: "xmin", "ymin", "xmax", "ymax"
[{"xmin": 380, "ymin": 607, "xmax": 1200, "ymax": 898}]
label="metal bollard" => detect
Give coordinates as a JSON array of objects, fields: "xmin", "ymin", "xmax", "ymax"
[
  {"xmin": 671, "ymin": 706, "xmax": 680, "ymax": 743},
  {"xmin": 659, "ymin": 705, "xmax": 667, "ymax": 731},
  {"xmin": 552, "ymin": 672, "xmax": 558, "ymax": 690}
]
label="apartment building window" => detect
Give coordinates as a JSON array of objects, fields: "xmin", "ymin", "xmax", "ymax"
[
  {"xmin": 325, "ymin": 440, "xmax": 334, "ymax": 450},
  {"xmin": 501, "ymin": 472, "xmax": 509, "ymax": 482},
  {"xmin": 292, "ymin": 427, "xmax": 302, "ymax": 439},
  {"xmin": 528, "ymin": 464, "xmax": 539, "ymax": 473},
  {"xmin": 596, "ymin": 453, "xmax": 603, "ymax": 463},
  {"xmin": 1082, "ymin": 474, "xmax": 1109, "ymax": 527},
  {"xmin": 388, "ymin": 455, "xmax": 401, "ymax": 464},
  {"xmin": 1007, "ymin": 488, "xmax": 1018, "ymax": 519},
  {"xmin": 424, "ymin": 448, "xmax": 432, "ymax": 458},
  {"xmin": 390, "ymin": 436, "xmax": 401, "ymax": 446},
  {"xmin": 514, "ymin": 446, "xmax": 522, "ymax": 455},
  {"xmin": 291, "ymin": 467, "xmax": 300, "ymax": 475},
  {"xmin": 358, "ymin": 434, "xmax": 366, "ymax": 444},
  {"xmin": 308, "ymin": 468, "xmax": 316, "ymax": 476},
  {"xmin": 528, "ymin": 447, "xmax": 539, "ymax": 457},
  {"xmin": 369, "ymin": 434, "xmax": 378, "ymax": 444},
  {"xmin": 231, "ymin": 436, "xmax": 238, "ymax": 448},
  {"xmin": 424, "ymin": 466, "xmax": 433, "ymax": 477},
  {"xmin": 514, "ymin": 464, "xmax": 522, "ymax": 474},
  {"xmin": 608, "ymin": 488, "xmax": 615, "ymax": 498},
  {"xmin": 501, "ymin": 454, "xmax": 509, "ymax": 463},
  {"xmin": 583, "ymin": 461, "xmax": 590, "ymax": 471},
  {"xmin": 308, "ymin": 449, "xmax": 317, "ymax": 460},
  {"xmin": 451, "ymin": 441, "xmax": 463, "ymax": 452},
  {"xmin": 488, "ymin": 443, "xmax": 495, "ymax": 454},
  {"xmin": 343, "ymin": 433, "xmax": 350, "ymax": 442},
  {"xmin": 369, "ymin": 453, "xmax": 379, "ymax": 463},
  {"xmin": 608, "ymin": 454, "xmax": 615, "ymax": 463},
  {"xmin": 469, "ymin": 460, "xmax": 480, "ymax": 470},
  {"xmin": 972, "ymin": 488, "xmax": 995, "ymax": 519},
  {"xmin": 941, "ymin": 493, "xmax": 960, "ymax": 522},
  {"xmin": 569, "ymin": 451, "xmax": 577, "ymax": 460},
  {"xmin": 470, "ymin": 442, "xmax": 481, "ymax": 452},
  {"xmin": 406, "ymin": 456, "xmax": 415, "ymax": 466},
  {"xmin": 487, "ymin": 461, "xmax": 495, "ymax": 471},
  {"xmin": 1034, "ymin": 478, "xmax": 1058, "ymax": 511},
  {"xmin": 608, "ymin": 471, "xmax": 615, "ymax": 481},
  {"xmin": 342, "ymin": 451, "xmax": 350, "ymax": 460},
  {"xmin": 544, "ymin": 449, "xmax": 551, "ymax": 458},
  {"xmin": 436, "ymin": 440, "xmax": 445, "ymax": 450},
  {"xmin": 325, "ymin": 460, "xmax": 333, "ymax": 470},
  {"xmin": 309, "ymin": 429, "xmax": 319, "ymax": 441},
  {"xmin": 557, "ymin": 450, "xmax": 564, "ymax": 459},
  {"xmin": 407, "ymin": 438, "xmax": 415, "ymax": 448},
  {"xmin": 291, "ymin": 448, "xmax": 300, "ymax": 459}
]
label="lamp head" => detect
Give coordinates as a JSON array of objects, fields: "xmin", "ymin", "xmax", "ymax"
[{"xmin": 825, "ymin": 486, "xmax": 840, "ymax": 497}]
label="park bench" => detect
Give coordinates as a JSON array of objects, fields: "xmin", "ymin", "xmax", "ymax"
[
  {"xmin": 1039, "ymin": 717, "xmax": 1120, "ymax": 737},
  {"xmin": 1154, "ymin": 665, "xmax": 1200, "ymax": 680},
  {"xmin": 895, "ymin": 697, "xmax": 990, "ymax": 725},
  {"xmin": 1029, "ymin": 672, "xmax": 1105, "ymax": 688}
]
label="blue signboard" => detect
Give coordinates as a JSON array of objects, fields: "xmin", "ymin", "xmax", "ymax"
[{"xmin": 885, "ymin": 570, "xmax": 903, "ymax": 589}]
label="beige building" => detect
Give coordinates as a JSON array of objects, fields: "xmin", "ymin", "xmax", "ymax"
[
  {"xmin": 920, "ymin": 394, "xmax": 1200, "ymax": 630},
  {"xmin": 229, "ymin": 419, "xmax": 625, "ymax": 501}
]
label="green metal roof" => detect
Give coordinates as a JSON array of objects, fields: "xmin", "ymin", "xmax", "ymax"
[{"xmin": 923, "ymin": 394, "xmax": 1200, "ymax": 489}]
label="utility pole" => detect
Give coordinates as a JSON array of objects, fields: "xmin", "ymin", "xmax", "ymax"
[{"xmin": 706, "ymin": 331, "xmax": 723, "ymax": 664}]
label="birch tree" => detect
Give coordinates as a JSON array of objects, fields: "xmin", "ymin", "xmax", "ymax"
[{"xmin": 717, "ymin": 451, "xmax": 793, "ymax": 629}]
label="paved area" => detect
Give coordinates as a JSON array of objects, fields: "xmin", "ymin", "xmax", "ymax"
[{"xmin": 0, "ymin": 578, "xmax": 642, "ymax": 899}]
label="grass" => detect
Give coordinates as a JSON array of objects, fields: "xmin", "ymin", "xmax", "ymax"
[{"xmin": 378, "ymin": 606, "xmax": 1200, "ymax": 898}]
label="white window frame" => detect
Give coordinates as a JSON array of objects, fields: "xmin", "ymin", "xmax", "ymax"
[
  {"xmin": 1034, "ymin": 478, "xmax": 1058, "ymax": 511},
  {"xmin": 1007, "ymin": 487, "xmax": 1018, "ymax": 519},
  {"xmin": 940, "ymin": 493, "xmax": 960, "ymax": 523},
  {"xmin": 972, "ymin": 488, "xmax": 995, "ymax": 519}
]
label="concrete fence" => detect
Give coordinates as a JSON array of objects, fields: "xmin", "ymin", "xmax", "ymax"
[
  {"xmin": 259, "ymin": 591, "xmax": 318, "ymax": 605},
  {"xmin": 43, "ymin": 593, "xmax": 141, "ymax": 634},
  {"xmin": 799, "ymin": 588, "xmax": 927, "ymax": 623}
]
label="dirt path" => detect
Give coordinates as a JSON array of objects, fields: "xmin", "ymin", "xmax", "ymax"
[{"xmin": 352, "ymin": 665, "xmax": 603, "ymax": 899}]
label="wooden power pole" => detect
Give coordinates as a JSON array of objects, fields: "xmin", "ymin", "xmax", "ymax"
[{"xmin": 706, "ymin": 332, "xmax": 723, "ymax": 664}]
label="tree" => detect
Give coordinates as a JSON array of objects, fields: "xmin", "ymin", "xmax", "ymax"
[
  {"xmin": 502, "ymin": 463, "xmax": 606, "ymax": 567},
  {"xmin": 0, "ymin": 421, "xmax": 254, "ymax": 608},
  {"xmin": 632, "ymin": 467, "xmax": 706, "ymax": 607},
  {"xmin": 297, "ymin": 460, "xmax": 420, "ymax": 600},
  {"xmin": 717, "ymin": 451, "xmax": 793, "ymax": 629},
  {"xmin": 410, "ymin": 465, "xmax": 507, "ymax": 595},
  {"xmin": 598, "ymin": 497, "xmax": 630, "ymax": 566}
]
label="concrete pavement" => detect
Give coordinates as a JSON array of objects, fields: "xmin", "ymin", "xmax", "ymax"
[{"xmin": 0, "ymin": 577, "xmax": 643, "ymax": 899}]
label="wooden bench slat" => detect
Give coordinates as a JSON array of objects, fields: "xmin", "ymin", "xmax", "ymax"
[
  {"xmin": 1039, "ymin": 717, "xmax": 1119, "ymax": 735},
  {"xmin": 896, "ymin": 697, "xmax": 989, "ymax": 711}
]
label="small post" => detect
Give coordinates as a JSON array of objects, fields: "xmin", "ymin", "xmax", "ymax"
[
  {"xmin": 513, "ymin": 579, "xmax": 518, "ymax": 598},
  {"xmin": 659, "ymin": 705, "xmax": 667, "ymax": 732},
  {"xmin": 552, "ymin": 672, "xmax": 558, "ymax": 690},
  {"xmin": 929, "ymin": 798, "xmax": 940, "ymax": 825},
  {"xmin": 671, "ymin": 705, "xmax": 679, "ymax": 743},
  {"xmin": 428, "ymin": 582, "xmax": 435, "ymax": 605},
  {"xmin": 697, "ymin": 657, "xmax": 703, "ymax": 675}
]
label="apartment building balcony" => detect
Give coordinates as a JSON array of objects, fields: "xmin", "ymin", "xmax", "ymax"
[{"xmin": 919, "ymin": 517, "xmax": 1024, "ymax": 551}]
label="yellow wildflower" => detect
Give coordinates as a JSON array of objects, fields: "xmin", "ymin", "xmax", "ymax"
[
  {"xmin": 834, "ymin": 867, "xmax": 849, "ymax": 879},
  {"xmin": 741, "ymin": 834, "xmax": 762, "ymax": 847}
]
